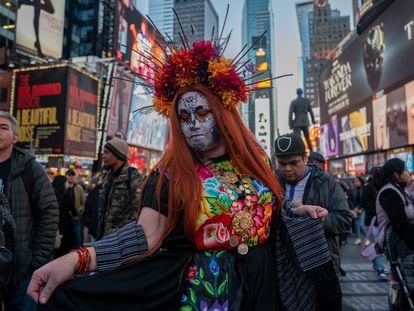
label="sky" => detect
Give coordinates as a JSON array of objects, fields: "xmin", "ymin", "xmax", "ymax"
[{"xmin": 135, "ymin": 0, "xmax": 353, "ymax": 134}]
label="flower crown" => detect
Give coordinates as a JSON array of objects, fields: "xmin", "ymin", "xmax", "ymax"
[
  {"xmin": 124, "ymin": 6, "xmax": 292, "ymax": 118},
  {"xmin": 153, "ymin": 40, "xmax": 250, "ymax": 116}
]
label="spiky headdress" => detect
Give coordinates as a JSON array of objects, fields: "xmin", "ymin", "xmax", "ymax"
[{"xmin": 125, "ymin": 5, "xmax": 291, "ymax": 117}]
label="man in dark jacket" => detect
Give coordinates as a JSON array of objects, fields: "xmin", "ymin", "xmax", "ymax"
[
  {"xmin": 274, "ymin": 133, "xmax": 352, "ymax": 276},
  {"xmin": 0, "ymin": 111, "xmax": 59, "ymax": 310},
  {"xmin": 289, "ymin": 88, "xmax": 316, "ymax": 151},
  {"xmin": 98, "ymin": 138, "xmax": 144, "ymax": 239}
]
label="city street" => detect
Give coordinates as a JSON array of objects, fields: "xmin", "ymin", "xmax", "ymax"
[{"xmin": 341, "ymin": 236, "xmax": 389, "ymax": 311}]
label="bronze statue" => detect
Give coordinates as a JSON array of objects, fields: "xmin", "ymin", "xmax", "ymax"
[{"xmin": 289, "ymin": 88, "xmax": 316, "ymax": 151}]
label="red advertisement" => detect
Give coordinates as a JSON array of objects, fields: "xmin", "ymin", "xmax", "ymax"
[
  {"xmin": 12, "ymin": 66, "xmax": 67, "ymax": 154},
  {"xmin": 64, "ymin": 67, "xmax": 99, "ymax": 157}
]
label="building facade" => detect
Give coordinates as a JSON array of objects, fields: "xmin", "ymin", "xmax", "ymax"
[
  {"xmin": 173, "ymin": 0, "xmax": 218, "ymax": 45},
  {"xmin": 298, "ymin": 1, "xmax": 350, "ymax": 106}
]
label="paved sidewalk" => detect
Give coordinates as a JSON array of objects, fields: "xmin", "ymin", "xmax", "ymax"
[{"xmin": 340, "ymin": 236, "xmax": 389, "ymax": 311}]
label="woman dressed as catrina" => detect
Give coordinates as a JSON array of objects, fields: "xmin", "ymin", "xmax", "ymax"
[{"xmin": 28, "ymin": 13, "xmax": 342, "ymax": 311}]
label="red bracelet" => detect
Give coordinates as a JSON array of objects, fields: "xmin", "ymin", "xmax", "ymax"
[{"xmin": 74, "ymin": 247, "xmax": 91, "ymax": 274}]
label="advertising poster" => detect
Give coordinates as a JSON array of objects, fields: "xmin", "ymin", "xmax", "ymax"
[
  {"xmin": 321, "ymin": 115, "xmax": 339, "ymax": 157},
  {"xmin": 319, "ymin": 0, "xmax": 414, "ymax": 124},
  {"xmin": 339, "ymin": 106, "xmax": 372, "ymax": 156},
  {"xmin": 12, "ymin": 66, "xmax": 67, "ymax": 154},
  {"xmin": 15, "ymin": 0, "xmax": 65, "ymax": 59},
  {"xmin": 254, "ymin": 98, "xmax": 271, "ymax": 156},
  {"xmin": 405, "ymin": 80, "xmax": 414, "ymax": 144},
  {"xmin": 372, "ymin": 95, "xmax": 389, "ymax": 150},
  {"xmin": 64, "ymin": 67, "xmax": 99, "ymax": 158},
  {"xmin": 386, "ymin": 86, "xmax": 407, "ymax": 149},
  {"xmin": 115, "ymin": 1, "xmax": 165, "ymax": 83},
  {"xmin": 126, "ymin": 77, "xmax": 168, "ymax": 151},
  {"xmin": 107, "ymin": 68, "xmax": 133, "ymax": 139}
]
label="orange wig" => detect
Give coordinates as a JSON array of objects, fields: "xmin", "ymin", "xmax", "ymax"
[{"xmin": 155, "ymin": 84, "xmax": 281, "ymax": 247}]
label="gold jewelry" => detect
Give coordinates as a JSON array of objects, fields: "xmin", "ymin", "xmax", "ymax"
[{"xmin": 198, "ymin": 156, "xmax": 255, "ymax": 255}]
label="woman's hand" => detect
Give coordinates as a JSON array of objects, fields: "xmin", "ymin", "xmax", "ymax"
[
  {"xmin": 27, "ymin": 247, "xmax": 97, "ymax": 305},
  {"xmin": 293, "ymin": 204, "xmax": 328, "ymax": 220}
]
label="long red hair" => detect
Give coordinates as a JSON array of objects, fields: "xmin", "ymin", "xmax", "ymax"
[{"xmin": 154, "ymin": 84, "xmax": 281, "ymax": 247}]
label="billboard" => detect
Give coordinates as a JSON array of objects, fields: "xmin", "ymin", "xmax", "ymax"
[
  {"xmin": 15, "ymin": 0, "xmax": 65, "ymax": 59},
  {"xmin": 64, "ymin": 67, "xmax": 99, "ymax": 157},
  {"xmin": 254, "ymin": 98, "xmax": 271, "ymax": 156},
  {"xmin": 107, "ymin": 68, "xmax": 134, "ymax": 139},
  {"xmin": 115, "ymin": 1, "xmax": 165, "ymax": 82},
  {"xmin": 319, "ymin": 0, "xmax": 414, "ymax": 124},
  {"xmin": 126, "ymin": 77, "xmax": 168, "ymax": 151},
  {"xmin": 11, "ymin": 65, "xmax": 99, "ymax": 157},
  {"xmin": 12, "ymin": 65, "xmax": 67, "ymax": 154},
  {"xmin": 319, "ymin": 0, "xmax": 414, "ymax": 158}
]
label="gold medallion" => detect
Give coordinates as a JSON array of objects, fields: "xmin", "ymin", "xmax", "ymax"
[
  {"xmin": 237, "ymin": 243, "xmax": 249, "ymax": 255},
  {"xmin": 229, "ymin": 235, "xmax": 239, "ymax": 247},
  {"xmin": 232, "ymin": 211, "xmax": 253, "ymax": 235},
  {"xmin": 223, "ymin": 171, "xmax": 239, "ymax": 184}
]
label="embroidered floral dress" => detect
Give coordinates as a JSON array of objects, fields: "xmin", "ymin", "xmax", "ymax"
[{"xmin": 180, "ymin": 156, "xmax": 276, "ymax": 310}]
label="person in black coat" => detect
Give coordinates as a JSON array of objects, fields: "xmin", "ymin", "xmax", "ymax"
[{"xmin": 52, "ymin": 176, "xmax": 77, "ymax": 257}]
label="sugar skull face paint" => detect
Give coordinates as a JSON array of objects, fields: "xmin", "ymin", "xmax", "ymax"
[{"xmin": 177, "ymin": 91, "xmax": 221, "ymax": 151}]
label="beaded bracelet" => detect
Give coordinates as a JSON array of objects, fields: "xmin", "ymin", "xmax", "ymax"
[{"xmin": 74, "ymin": 247, "xmax": 91, "ymax": 274}]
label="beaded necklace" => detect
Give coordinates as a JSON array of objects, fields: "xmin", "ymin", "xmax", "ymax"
[{"xmin": 199, "ymin": 156, "xmax": 255, "ymax": 255}]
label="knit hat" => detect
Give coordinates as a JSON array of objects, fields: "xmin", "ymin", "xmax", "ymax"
[
  {"xmin": 274, "ymin": 133, "xmax": 305, "ymax": 156},
  {"xmin": 308, "ymin": 152, "xmax": 325, "ymax": 164},
  {"xmin": 104, "ymin": 138, "xmax": 128, "ymax": 161}
]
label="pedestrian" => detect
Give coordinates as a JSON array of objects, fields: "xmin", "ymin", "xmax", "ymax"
[
  {"xmin": 308, "ymin": 151, "xmax": 326, "ymax": 170},
  {"xmin": 359, "ymin": 167, "xmax": 387, "ymax": 280},
  {"xmin": 0, "ymin": 111, "xmax": 59, "ymax": 310},
  {"xmin": 51, "ymin": 175, "xmax": 76, "ymax": 257},
  {"xmin": 274, "ymin": 133, "xmax": 353, "ymax": 276},
  {"xmin": 65, "ymin": 169, "xmax": 85, "ymax": 248},
  {"xmin": 350, "ymin": 176, "xmax": 367, "ymax": 245},
  {"xmin": 288, "ymin": 88, "xmax": 316, "ymax": 151},
  {"xmin": 27, "ymin": 37, "xmax": 342, "ymax": 310},
  {"xmin": 97, "ymin": 138, "xmax": 144, "ymax": 239},
  {"xmin": 83, "ymin": 174, "xmax": 103, "ymax": 242},
  {"xmin": 375, "ymin": 158, "xmax": 414, "ymax": 309}
]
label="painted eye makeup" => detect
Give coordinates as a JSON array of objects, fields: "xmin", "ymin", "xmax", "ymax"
[
  {"xmin": 179, "ymin": 111, "xmax": 191, "ymax": 123},
  {"xmin": 195, "ymin": 107, "xmax": 212, "ymax": 121}
]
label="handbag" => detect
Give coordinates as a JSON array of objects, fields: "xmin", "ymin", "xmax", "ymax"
[{"xmin": 360, "ymin": 216, "xmax": 383, "ymax": 261}]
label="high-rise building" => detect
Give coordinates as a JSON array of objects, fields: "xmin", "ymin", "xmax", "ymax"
[
  {"xmin": 148, "ymin": 0, "xmax": 174, "ymax": 40},
  {"xmin": 63, "ymin": 0, "xmax": 115, "ymax": 59},
  {"xmin": 173, "ymin": 0, "xmax": 218, "ymax": 45},
  {"xmin": 242, "ymin": 0, "xmax": 276, "ymax": 156},
  {"xmin": 299, "ymin": 1, "xmax": 350, "ymax": 106},
  {"xmin": 296, "ymin": 1, "xmax": 313, "ymax": 61},
  {"xmin": 0, "ymin": 0, "xmax": 16, "ymax": 51}
]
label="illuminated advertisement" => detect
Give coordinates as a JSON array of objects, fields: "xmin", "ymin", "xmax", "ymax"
[
  {"xmin": 254, "ymin": 98, "xmax": 271, "ymax": 156},
  {"xmin": 15, "ymin": 0, "xmax": 65, "ymax": 59},
  {"xmin": 320, "ymin": 115, "xmax": 339, "ymax": 157},
  {"xmin": 64, "ymin": 67, "xmax": 99, "ymax": 158},
  {"xmin": 11, "ymin": 65, "xmax": 99, "ymax": 157},
  {"xmin": 319, "ymin": 0, "xmax": 414, "ymax": 158},
  {"xmin": 319, "ymin": 0, "xmax": 414, "ymax": 124},
  {"xmin": 107, "ymin": 68, "xmax": 134, "ymax": 139},
  {"xmin": 115, "ymin": 1, "xmax": 165, "ymax": 82},
  {"xmin": 126, "ymin": 77, "xmax": 168, "ymax": 151},
  {"xmin": 339, "ymin": 106, "xmax": 372, "ymax": 155},
  {"xmin": 12, "ymin": 66, "xmax": 67, "ymax": 154}
]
